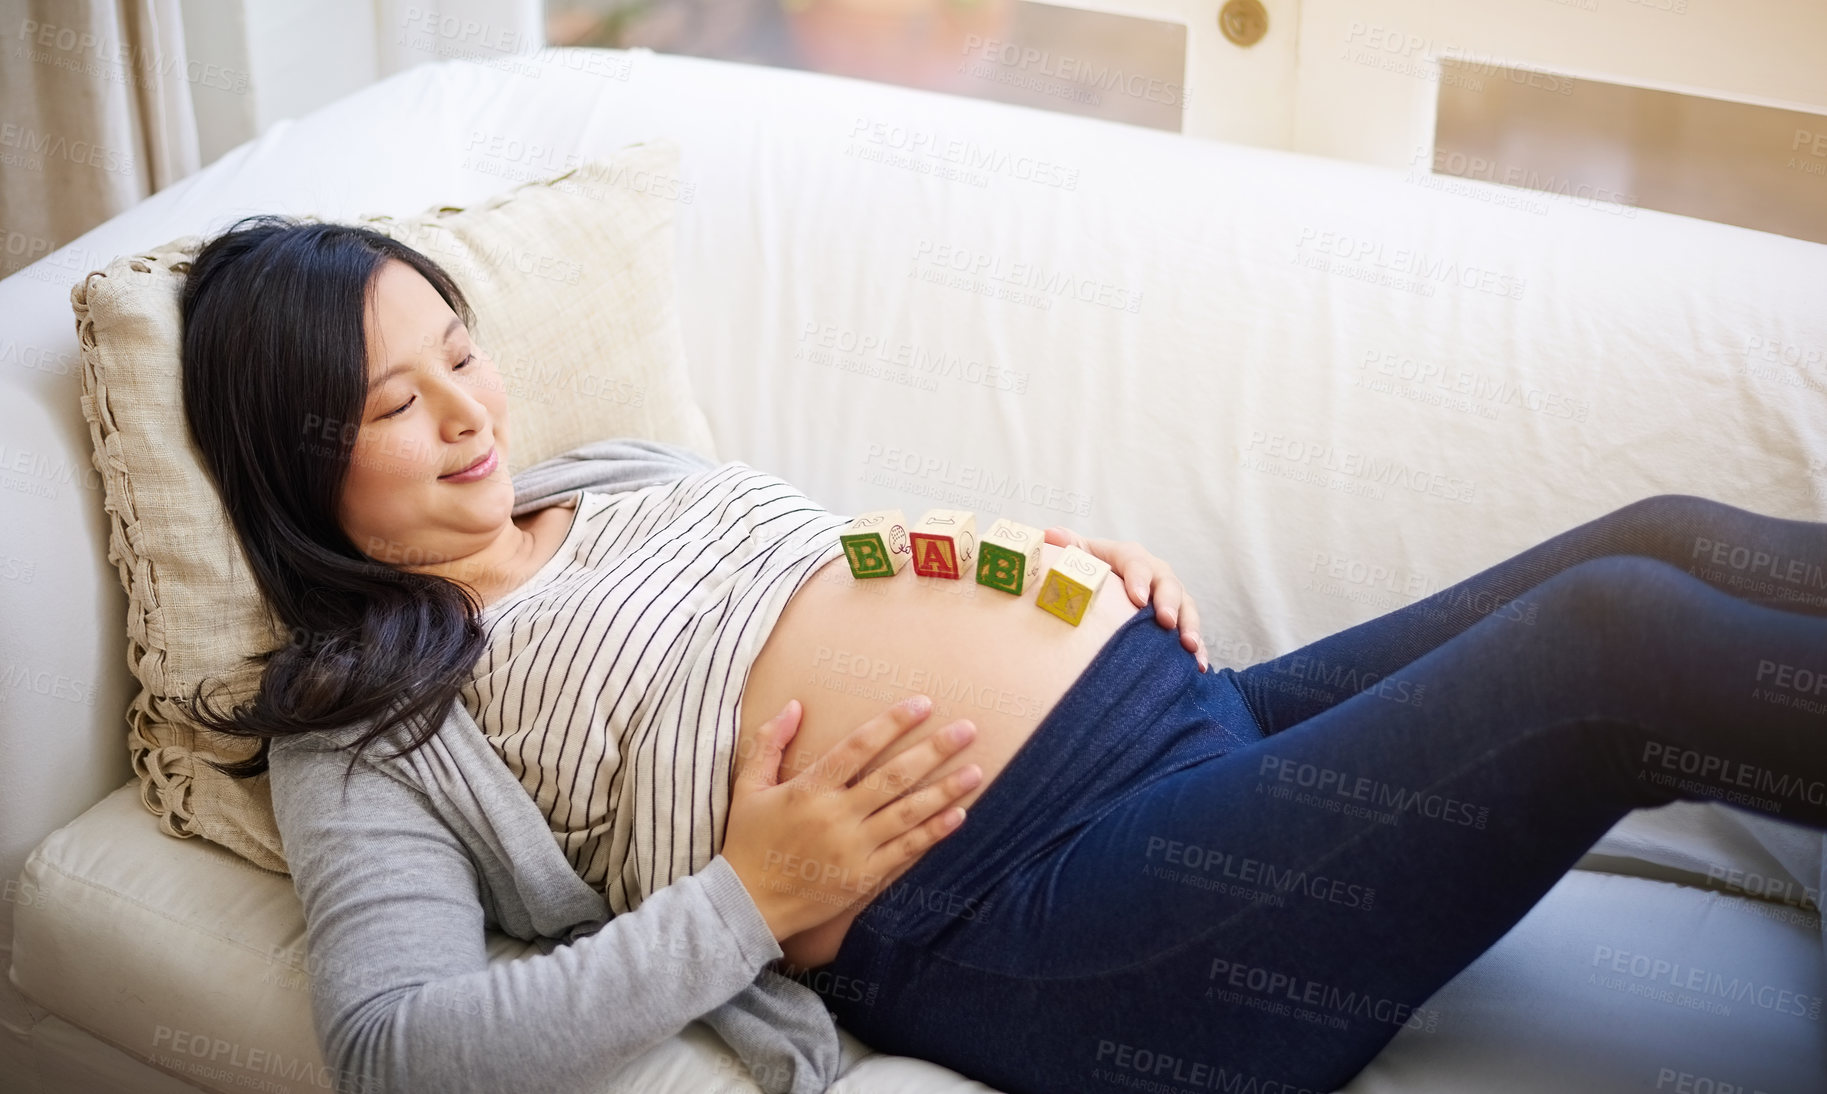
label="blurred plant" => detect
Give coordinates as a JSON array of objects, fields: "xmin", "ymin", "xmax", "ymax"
[{"xmin": 545, "ymin": 0, "xmax": 656, "ymax": 48}]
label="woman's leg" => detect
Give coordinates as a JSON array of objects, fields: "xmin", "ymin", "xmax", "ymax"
[
  {"xmin": 1233, "ymin": 493, "xmax": 1827, "ymax": 735},
  {"xmin": 828, "ymin": 555, "xmax": 1827, "ymax": 1094}
]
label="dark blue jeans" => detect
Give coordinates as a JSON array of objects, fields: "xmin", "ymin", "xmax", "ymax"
[{"xmin": 809, "ymin": 495, "xmax": 1827, "ymax": 1094}]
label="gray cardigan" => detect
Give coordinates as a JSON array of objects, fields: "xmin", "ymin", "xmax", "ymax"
[{"xmin": 267, "ymin": 438, "xmax": 846, "ymax": 1094}]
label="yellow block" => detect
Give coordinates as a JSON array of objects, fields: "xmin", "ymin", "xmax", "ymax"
[{"xmin": 1035, "ymin": 545, "xmax": 1110, "ymax": 625}]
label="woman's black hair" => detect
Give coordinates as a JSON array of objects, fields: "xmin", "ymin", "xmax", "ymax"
[{"xmin": 177, "ymin": 215, "xmax": 488, "ymax": 783}]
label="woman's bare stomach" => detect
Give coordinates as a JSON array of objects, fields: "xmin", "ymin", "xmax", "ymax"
[{"xmin": 734, "ymin": 541, "xmax": 1143, "ymax": 968}]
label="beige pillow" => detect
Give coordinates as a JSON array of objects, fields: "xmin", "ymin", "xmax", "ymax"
[{"xmin": 71, "ymin": 140, "xmax": 717, "ymax": 874}]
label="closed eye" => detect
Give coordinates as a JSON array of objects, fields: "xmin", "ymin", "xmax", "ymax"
[{"xmin": 379, "ymin": 354, "xmax": 475, "ymax": 420}]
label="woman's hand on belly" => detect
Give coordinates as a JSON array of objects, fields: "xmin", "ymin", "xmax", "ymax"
[
  {"xmin": 721, "ymin": 694, "xmax": 985, "ymax": 944},
  {"xmin": 1042, "ymin": 525, "xmax": 1209, "ymax": 673}
]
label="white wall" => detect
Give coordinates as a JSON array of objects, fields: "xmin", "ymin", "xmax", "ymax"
[
  {"xmin": 245, "ymin": 0, "xmax": 379, "ymax": 137},
  {"xmin": 178, "ymin": 0, "xmax": 255, "ymax": 166},
  {"xmin": 177, "ymin": 0, "xmax": 538, "ymax": 167}
]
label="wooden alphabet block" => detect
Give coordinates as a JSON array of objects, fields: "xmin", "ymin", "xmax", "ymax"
[
  {"xmin": 909, "ymin": 509, "xmax": 977, "ymax": 579},
  {"xmin": 1036, "ymin": 545, "xmax": 1111, "ymax": 625},
  {"xmin": 976, "ymin": 518, "xmax": 1043, "ymax": 595},
  {"xmin": 840, "ymin": 509, "xmax": 911, "ymax": 578}
]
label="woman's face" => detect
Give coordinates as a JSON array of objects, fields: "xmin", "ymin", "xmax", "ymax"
[{"xmin": 336, "ymin": 258, "xmax": 517, "ymax": 576}]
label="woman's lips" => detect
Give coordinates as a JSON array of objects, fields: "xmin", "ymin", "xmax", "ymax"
[{"xmin": 440, "ymin": 447, "xmax": 498, "ymax": 483}]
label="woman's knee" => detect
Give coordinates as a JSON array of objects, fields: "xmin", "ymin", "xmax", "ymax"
[
  {"xmin": 1525, "ymin": 555, "xmax": 1695, "ymax": 634},
  {"xmin": 1611, "ymin": 492, "xmax": 1742, "ymax": 540}
]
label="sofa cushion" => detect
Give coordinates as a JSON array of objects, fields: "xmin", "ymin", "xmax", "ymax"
[
  {"xmin": 67, "ymin": 141, "xmax": 718, "ymax": 874},
  {"xmin": 13, "ymin": 783, "xmax": 1823, "ymax": 1094},
  {"xmin": 5, "ymin": 783, "xmax": 946, "ymax": 1094}
]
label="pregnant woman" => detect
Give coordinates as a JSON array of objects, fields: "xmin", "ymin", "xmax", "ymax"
[{"xmin": 179, "ymin": 217, "xmax": 1827, "ymax": 1094}]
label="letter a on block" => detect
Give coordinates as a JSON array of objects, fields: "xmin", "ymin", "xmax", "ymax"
[
  {"xmin": 909, "ymin": 509, "xmax": 978, "ymax": 580},
  {"xmin": 915, "ymin": 536, "xmax": 956, "ymax": 577},
  {"xmin": 1036, "ymin": 545, "xmax": 1111, "ymax": 625}
]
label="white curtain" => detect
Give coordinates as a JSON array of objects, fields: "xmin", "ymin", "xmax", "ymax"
[{"xmin": 0, "ymin": 0, "xmax": 202, "ymax": 277}]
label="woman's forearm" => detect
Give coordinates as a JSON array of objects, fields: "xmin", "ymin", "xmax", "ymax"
[{"xmin": 269, "ymin": 733, "xmax": 793, "ymax": 1094}]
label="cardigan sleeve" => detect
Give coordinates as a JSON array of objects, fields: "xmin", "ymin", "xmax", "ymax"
[{"xmin": 268, "ymin": 730, "xmax": 839, "ymax": 1094}]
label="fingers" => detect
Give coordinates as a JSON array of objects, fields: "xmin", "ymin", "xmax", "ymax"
[
  {"xmin": 1123, "ymin": 556, "xmax": 1155, "ymax": 608},
  {"xmin": 798, "ymin": 694, "xmax": 935, "ymax": 791},
  {"xmin": 733, "ymin": 700, "xmax": 798, "ymax": 793},
  {"xmin": 862, "ymin": 760, "xmax": 982, "ymax": 847},
  {"xmin": 850, "ymin": 716, "xmax": 979, "ymax": 812},
  {"xmin": 1152, "ymin": 575, "xmax": 1208, "ymax": 673},
  {"xmin": 1180, "ymin": 602, "xmax": 1208, "ymax": 672},
  {"xmin": 876, "ymin": 802, "xmax": 968, "ymax": 878},
  {"xmin": 1124, "ymin": 550, "xmax": 1208, "ymax": 674}
]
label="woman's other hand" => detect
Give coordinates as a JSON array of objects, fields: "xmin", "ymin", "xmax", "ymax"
[
  {"xmin": 1043, "ymin": 527, "xmax": 1208, "ymax": 673},
  {"xmin": 722, "ymin": 695, "xmax": 981, "ymax": 942}
]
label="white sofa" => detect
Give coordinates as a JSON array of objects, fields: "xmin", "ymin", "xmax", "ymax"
[{"xmin": 5, "ymin": 48, "xmax": 1826, "ymax": 1094}]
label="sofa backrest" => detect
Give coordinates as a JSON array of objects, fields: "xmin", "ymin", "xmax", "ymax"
[{"xmin": 4, "ymin": 48, "xmax": 1823, "ymax": 919}]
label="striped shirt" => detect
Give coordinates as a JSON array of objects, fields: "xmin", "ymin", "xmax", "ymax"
[{"xmin": 458, "ymin": 461, "xmax": 851, "ymax": 915}]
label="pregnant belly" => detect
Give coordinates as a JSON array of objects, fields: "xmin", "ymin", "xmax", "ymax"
[{"xmin": 734, "ymin": 541, "xmax": 1144, "ymax": 968}]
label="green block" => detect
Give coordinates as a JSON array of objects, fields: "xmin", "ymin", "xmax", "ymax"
[
  {"xmin": 843, "ymin": 532, "xmax": 897, "ymax": 577},
  {"xmin": 976, "ymin": 541, "xmax": 1027, "ymax": 594}
]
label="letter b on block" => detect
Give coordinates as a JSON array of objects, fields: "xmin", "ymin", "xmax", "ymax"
[
  {"xmin": 841, "ymin": 509, "xmax": 911, "ymax": 578},
  {"xmin": 977, "ymin": 517, "xmax": 1043, "ymax": 595}
]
